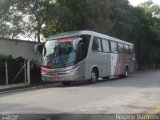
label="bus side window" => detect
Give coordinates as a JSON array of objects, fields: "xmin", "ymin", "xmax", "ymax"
[
  {"xmin": 129, "ymin": 45, "xmax": 134, "ymax": 53},
  {"xmin": 118, "ymin": 43, "xmax": 124, "ymax": 53},
  {"xmin": 110, "ymin": 41, "xmax": 118, "ymax": 53},
  {"xmin": 124, "ymin": 44, "xmax": 129, "ymax": 53},
  {"xmin": 102, "ymin": 39, "xmax": 110, "ymax": 52},
  {"xmin": 92, "ymin": 37, "xmax": 102, "ymax": 52}
]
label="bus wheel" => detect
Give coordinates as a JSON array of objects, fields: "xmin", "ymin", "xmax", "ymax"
[
  {"xmin": 102, "ymin": 77, "xmax": 109, "ymax": 80},
  {"xmin": 90, "ymin": 69, "xmax": 98, "ymax": 83},
  {"xmin": 62, "ymin": 82, "xmax": 71, "ymax": 86},
  {"xmin": 124, "ymin": 67, "xmax": 129, "ymax": 78}
]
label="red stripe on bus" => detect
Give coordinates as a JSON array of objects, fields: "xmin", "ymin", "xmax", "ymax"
[
  {"xmin": 120, "ymin": 55, "xmax": 124, "ymax": 74},
  {"xmin": 41, "ymin": 68, "xmax": 55, "ymax": 73},
  {"xmin": 58, "ymin": 38, "xmax": 77, "ymax": 42}
]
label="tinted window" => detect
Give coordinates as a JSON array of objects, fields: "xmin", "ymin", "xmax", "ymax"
[
  {"xmin": 110, "ymin": 41, "xmax": 118, "ymax": 53},
  {"xmin": 118, "ymin": 43, "xmax": 124, "ymax": 52},
  {"xmin": 102, "ymin": 39, "xmax": 110, "ymax": 52},
  {"xmin": 78, "ymin": 35, "xmax": 91, "ymax": 61},
  {"xmin": 124, "ymin": 44, "xmax": 129, "ymax": 53},
  {"xmin": 129, "ymin": 45, "xmax": 134, "ymax": 53},
  {"xmin": 92, "ymin": 37, "xmax": 102, "ymax": 51}
]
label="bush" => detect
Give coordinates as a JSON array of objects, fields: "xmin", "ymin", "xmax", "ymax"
[{"xmin": 0, "ymin": 54, "xmax": 13, "ymax": 61}]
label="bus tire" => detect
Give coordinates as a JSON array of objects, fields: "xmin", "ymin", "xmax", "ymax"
[
  {"xmin": 102, "ymin": 77, "xmax": 109, "ymax": 80},
  {"xmin": 124, "ymin": 67, "xmax": 129, "ymax": 78},
  {"xmin": 89, "ymin": 69, "xmax": 98, "ymax": 83},
  {"xmin": 62, "ymin": 82, "xmax": 71, "ymax": 86}
]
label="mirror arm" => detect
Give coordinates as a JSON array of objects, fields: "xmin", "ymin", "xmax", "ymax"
[{"xmin": 34, "ymin": 42, "xmax": 45, "ymax": 54}]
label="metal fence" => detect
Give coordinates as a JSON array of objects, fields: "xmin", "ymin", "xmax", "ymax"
[
  {"xmin": 136, "ymin": 64, "xmax": 160, "ymax": 71},
  {"xmin": 0, "ymin": 57, "xmax": 41, "ymax": 86}
]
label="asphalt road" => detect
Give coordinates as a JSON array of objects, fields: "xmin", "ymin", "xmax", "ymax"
[{"xmin": 0, "ymin": 70, "xmax": 160, "ymax": 115}]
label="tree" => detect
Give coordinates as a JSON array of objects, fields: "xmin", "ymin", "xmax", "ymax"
[
  {"xmin": 0, "ymin": 0, "xmax": 53, "ymax": 42},
  {"xmin": 0, "ymin": 0, "xmax": 23, "ymax": 38},
  {"xmin": 13, "ymin": 0, "xmax": 52, "ymax": 42},
  {"xmin": 1, "ymin": 0, "xmax": 160, "ymax": 68},
  {"xmin": 43, "ymin": 0, "xmax": 113, "ymax": 37},
  {"xmin": 135, "ymin": 1, "xmax": 160, "ymax": 66}
]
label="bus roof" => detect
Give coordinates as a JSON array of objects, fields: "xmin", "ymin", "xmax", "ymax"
[{"xmin": 48, "ymin": 30, "xmax": 134, "ymax": 46}]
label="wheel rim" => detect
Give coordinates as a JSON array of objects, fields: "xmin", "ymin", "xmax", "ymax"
[
  {"xmin": 125, "ymin": 69, "xmax": 128, "ymax": 77},
  {"xmin": 91, "ymin": 72, "xmax": 97, "ymax": 82}
]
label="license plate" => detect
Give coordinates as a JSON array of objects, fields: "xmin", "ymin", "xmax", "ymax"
[{"xmin": 52, "ymin": 77, "xmax": 60, "ymax": 80}]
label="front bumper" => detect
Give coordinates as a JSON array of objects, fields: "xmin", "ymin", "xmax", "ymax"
[{"xmin": 41, "ymin": 66, "xmax": 79, "ymax": 82}]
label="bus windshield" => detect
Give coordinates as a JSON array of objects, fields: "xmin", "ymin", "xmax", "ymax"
[{"xmin": 42, "ymin": 38, "xmax": 77, "ymax": 68}]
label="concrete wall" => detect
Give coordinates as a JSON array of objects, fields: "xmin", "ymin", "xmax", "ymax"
[{"xmin": 0, "ymin": 38, "xmax": 41, "ymax": 61}]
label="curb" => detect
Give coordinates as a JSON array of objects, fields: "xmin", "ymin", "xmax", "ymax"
[
  {"xmin": 0, "ymin": 82, "xmax": 58, "ymax": 94},
  {"xmin": 135, "ymin": 69, "xmax": 160, "ymax": 73},
  {"xmin": 0, "ymin": 83, "xmax": 29, "ymax": 90}
]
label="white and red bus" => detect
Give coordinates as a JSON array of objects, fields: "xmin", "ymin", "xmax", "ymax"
[{"xmin": 35, "ymin": 30, "xmax": 135, "ymax": 85}]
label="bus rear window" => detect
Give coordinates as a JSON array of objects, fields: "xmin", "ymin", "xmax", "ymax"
[
  {"xmin": 118, "ymin": 43, "xmax": 124, "ymax": 52},
  {"xmin": 124, "ymin": 44, "xmax": 129, "ymax": 53},
  {"xmin": 129, "ymin": 45, "xmax": 134, "ymax": 53}
]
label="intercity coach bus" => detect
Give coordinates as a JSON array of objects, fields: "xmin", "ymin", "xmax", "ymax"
[{"xmin": 35, "ymin": 30, "xmax": 135, "ymax": 85}]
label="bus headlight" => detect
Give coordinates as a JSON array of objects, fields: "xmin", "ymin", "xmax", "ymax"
[{"xmin": 66, "ymin": 65, "xmax": 79, "ymax": 73}]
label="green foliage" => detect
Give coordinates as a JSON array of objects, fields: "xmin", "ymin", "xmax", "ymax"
[
  {"xmin": 0, "ymin": 54, "xmax": 13, "ymax": 61},
  {"xmin": 0, "ymin": 0, "xmax": 53, "ymax": 42},
  {"xmin": 0, "ymin": 0, "xmax": 160, "ymax": 67}
]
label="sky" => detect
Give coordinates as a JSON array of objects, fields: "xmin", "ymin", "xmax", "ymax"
[{"xmin": 128, "ymin": 0, "xmax": 160, "ymax": 6}]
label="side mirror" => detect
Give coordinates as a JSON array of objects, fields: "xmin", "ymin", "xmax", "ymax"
[{"xmin": 34, "ymin": 42, "xmax": 44, "ymax": 54}]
